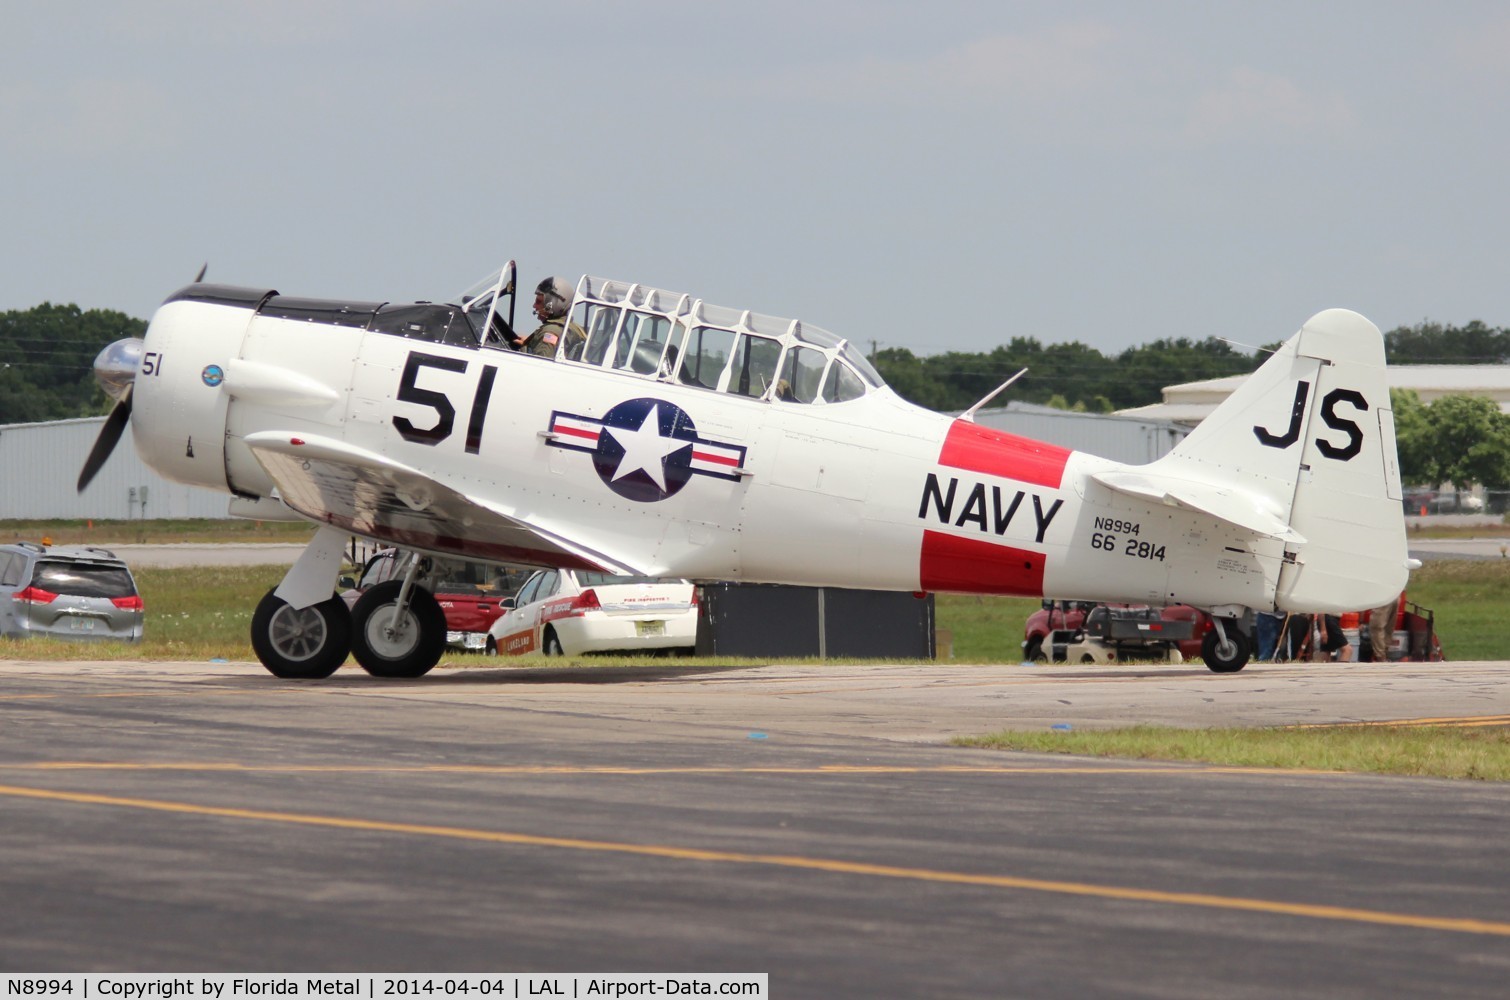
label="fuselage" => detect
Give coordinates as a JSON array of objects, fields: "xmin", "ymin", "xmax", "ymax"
[{"xmin": 128, "ymin": 282, "xmax": 1291, "ymax": 613}]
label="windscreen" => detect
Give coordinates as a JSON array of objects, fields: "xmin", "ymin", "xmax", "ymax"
[
  {"xmin": 574, "ymin": 572, "xmax": 671, "ymax": 587},
  {"xmin": 32, "ymin": 561, "xmax": 136, "ymax": 598}
]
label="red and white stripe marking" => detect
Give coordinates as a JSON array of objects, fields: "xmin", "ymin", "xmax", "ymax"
[
  {"xmin": 689, "ymin": 442, "xmax": 743, "ymax": 475},
  {"xmin": 551, "ymin": 414, "xmax": 602, "ymax": 446}
]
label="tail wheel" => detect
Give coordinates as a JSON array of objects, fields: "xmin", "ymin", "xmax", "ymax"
[
  {"xmin": 250, "ymin": 589, "xmax": 351, "ymax": 679},
  {"xmin": 1201, "ymin": 624, "xmax": 1251, "ymax": 673},
  {"xmin": 350, "ymin": 581, "xmax": 447, "ymax": 678}
]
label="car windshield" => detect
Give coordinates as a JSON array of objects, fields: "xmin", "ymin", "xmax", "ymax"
[
  {"xmin": 574, "ymin": 572, "xmax": 677, "ymax": 587},
  {"xmin": 436, "ymin": 561, "xmax": 532, "ymax": 595},
  {"xmin": 32, "ymin": 560, "xmax": 135, "ymax": 598}
]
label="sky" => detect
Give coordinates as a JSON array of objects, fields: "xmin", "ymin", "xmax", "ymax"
[{"xmin": 4, "ymin": 0, "xmax": 1510, "ymax": 358}]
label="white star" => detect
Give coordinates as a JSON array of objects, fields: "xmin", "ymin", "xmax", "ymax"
[{"xmin": 605, "ymin": 404, "xmax": 691, "ymax": 491}]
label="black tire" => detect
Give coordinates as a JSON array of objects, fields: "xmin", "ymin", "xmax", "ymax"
[
  {"xmin": 1024, "ymin": 636, "xmax": 1047, "ymax": 663},
  {"xmin": 1202, "ymin": 626, "xmax": 1251, "ymax": 673},
  {"xmin": 543, "ymin": 628, "xmax": 564, "ymax": 656},
  {"xmin": 250, "ymin": 589, "xmax": 351, "ymax": 679},
  {"xmin": 350, "ymin": 581, "xmax": 447, "ymax": 678},
  {"xmin": 484, "ymin": 636, "xmax": 497, "ymax": 656}
]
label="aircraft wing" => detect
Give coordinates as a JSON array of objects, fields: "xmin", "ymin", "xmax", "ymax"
[
  {"xmin": 1091, "ymin": 470, "xmax": 1307, "ymax": 545},
  {"xmin": 242, "ymin": 431, "xmax": 641, "ymax": 574}
]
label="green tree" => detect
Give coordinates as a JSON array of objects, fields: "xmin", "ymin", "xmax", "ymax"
[
  {"xmin": 0, "ymin": 303, "xmax": 145, "ymax": 424},
  {"xmin": 1103, "ymin": 337, "xmax": 1259, "ymax": 411},
  {"xmin": 1390, "ymin": 389, "xmax": 1435, "ymax": 486},
  {"xmin": 874, "ymin": 336, "xmax": 1129, "ymax": 413},
  {"xmin": 1385, "ymin": 320, "xmax": 1510, "ymax": 364},
  {"xmin": 871, "ymin": 347, "xmax": 959, "ymax": 411},
  {"xmin": 1424, "ymin": 394, "xmax": 1510, "ymax": 490},
  {"xmin": 866, "ymin": 321, "xmax": 1510, "ymax": 423}
]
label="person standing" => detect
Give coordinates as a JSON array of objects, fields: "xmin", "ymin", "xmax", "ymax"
[
  {"xmin": 1316, "ymin": 613, "xmax": 1353, "ymax": 662},
  {"xmin": 1367, "ymin": 594, "xmax": 1401, "ymax": 661}
]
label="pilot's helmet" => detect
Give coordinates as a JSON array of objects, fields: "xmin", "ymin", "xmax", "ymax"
[{"xmin": 535, "ymin": 276, "xmax": 573, "ymax": 319}]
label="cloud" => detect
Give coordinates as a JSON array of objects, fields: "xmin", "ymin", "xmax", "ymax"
[
  {"xmin": 1184, "ymin": 67, "xmax": 1357, "ymax": 145},
  {"xmin": 90, "ymin": 0, "xmax": 428, "ymax": 46},
  {"xmin": 748, "ymin": 20, "xmax": 1122, "ymax": 109},
  {"xmin": 0, "ymin": 78, "xmax": 179, "ymax": 158},
  {"xmin": 1444, "ymin": 15, "xmax": 1510, "ymax": 79}
]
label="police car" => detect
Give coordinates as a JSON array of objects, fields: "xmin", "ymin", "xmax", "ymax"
[{"xmin": 487, "ymin": 569, "xmax": 697, "ymax": 656}]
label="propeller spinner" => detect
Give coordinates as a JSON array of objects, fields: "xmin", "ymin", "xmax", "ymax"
[{"xmin": 77, "ymin": 337, "xmax": 145, "ymax": 492}]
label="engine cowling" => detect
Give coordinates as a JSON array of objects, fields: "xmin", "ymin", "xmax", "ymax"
[{"xmin": 130, "ymin": 285, "xmax": 269, "ymax": 495}]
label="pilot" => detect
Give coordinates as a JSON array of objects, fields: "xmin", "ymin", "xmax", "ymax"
[{"xmin": 515, "ymin": 277, "xmax": 586, "ymax": 358}]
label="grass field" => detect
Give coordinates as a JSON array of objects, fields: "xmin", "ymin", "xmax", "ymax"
[
  {"xmin": 0, "ymin": 555, "xmax": 1501, "ymax": 664},
  {"xmin": 1400, "ymin": 559, "xmax": 1510, "ymax": 661},
  {"xmin": 956, "ymin": 725, "xmax": 1510, "ymax": 780},
  {"xmin": 0, "ymin": 518, "xmax": 316, "ymax": 546}
]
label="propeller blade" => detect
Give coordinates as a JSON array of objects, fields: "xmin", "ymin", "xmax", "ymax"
[{"xmin": 77, "ymin": 386, "xmax": 132, "ymax": 493}]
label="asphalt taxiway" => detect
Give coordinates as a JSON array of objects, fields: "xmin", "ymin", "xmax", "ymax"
[{"xmin": 2, "ymin": 657, "xmax": 1508, "ymax": 996}]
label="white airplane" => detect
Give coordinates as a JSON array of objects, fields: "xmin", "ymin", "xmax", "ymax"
[{"xmin": 78, "ymin": 261, "xmax": 1412, "ymax": 679}]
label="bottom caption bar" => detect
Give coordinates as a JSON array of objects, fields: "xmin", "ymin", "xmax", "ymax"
[{"xmin": 1, "ymin": 976, "xmax": 768, "ymax": 999}]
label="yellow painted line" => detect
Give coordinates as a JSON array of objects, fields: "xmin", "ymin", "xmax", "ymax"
[
  {"xmin": 1, "ymin": 781, "xmax": 1506, "ymax": 938},
  {"xmin": 1293, "ymin": 716, "xmax": 1510, "ymax": 730}
]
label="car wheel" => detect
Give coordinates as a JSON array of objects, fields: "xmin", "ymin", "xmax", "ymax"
[
  {"xmin": 1024, "ymin": 637, "xmax": 1047, "ymax": 663},
  {"xmin": 250, "ymin": 589, "xmax": 351, "ymax": 679},
  {"xmin": 543, "ymin": 628, "xmax": 564, "ymax": 656},
  {"xmin": 350, "ymin": 581, "xmax": 447, "ymax": 678},
  {"xmin": 484, "ymin": 636, "xmax": 497, "ymax": 656}
]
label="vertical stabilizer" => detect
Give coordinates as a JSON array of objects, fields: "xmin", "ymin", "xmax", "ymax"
[
  {"xmin": 1271, "ymin": 310, "xmax": 1407, "ymax": 611},
  {"xmin": 1154, "ymin": 309, "xmax": 1408, "ymax": 613}
]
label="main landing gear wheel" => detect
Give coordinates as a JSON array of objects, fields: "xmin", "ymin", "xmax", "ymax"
[
  {"xmin": 1201, "ymin": 624, "xmax": 1251, "ymax": 673},
  {"xmin": 250, "ymin": 590, "xmax": 352, "ymax": 679},
  {"xmin": 350, "ymin": 580, "xmax": 447, "ymax": 678}
]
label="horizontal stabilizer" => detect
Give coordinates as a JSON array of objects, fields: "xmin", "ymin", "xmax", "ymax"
[{"xmin": 1092, "ymin": 470, "xmax": 1307, "ymax": 544}]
